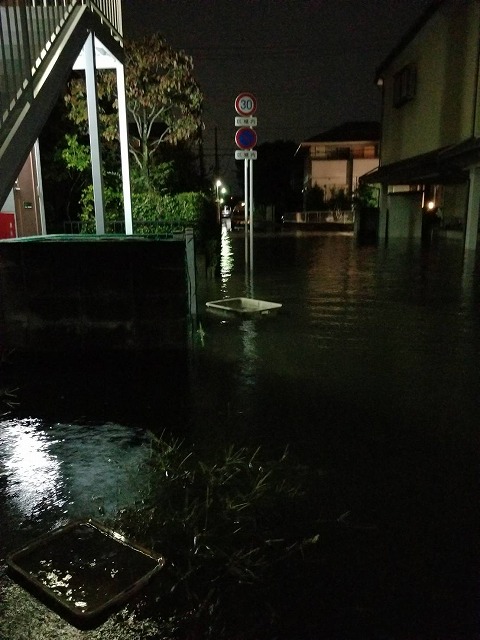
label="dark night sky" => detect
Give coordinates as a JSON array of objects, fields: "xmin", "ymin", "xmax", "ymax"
[{"xmin": 122, "ymin": 0, "xmax": 433, "ymax": 185}]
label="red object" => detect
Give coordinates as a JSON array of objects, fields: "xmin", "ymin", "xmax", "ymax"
[
  {"xmin": 0, "ymin": 212, "xmax": 16, "ymax": 238},
  {"xmin": 235, "ymin": 92, "xmax": 257, "ymax": 116},
  {"xmin": 235, "ymin": 127, "xmax": 257, "ymax": 150}
]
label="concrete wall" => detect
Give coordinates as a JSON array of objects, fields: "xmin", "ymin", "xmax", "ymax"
[
  {"xmin": 387, "ymin": 192, "xmax": 423, "ymax": 238},
  {"xmin": 311, "ymin": 159, "xmax": 347, "ymax": 193},
  {"xmin": 311, "ymin": 158, "xmax": 379, "ymax": 195},
  {"xmin": 353, "ymin": 158, "xmax": 379, "ymax": 188},
  {"xmin": 0, "ymin": 235, "xmax": 198, "ymax": 426},
  {"xmin": 0, "ymin": 236, "xmax": 191, "ymax": 354},
  {"xmin": 443, "ymin": 183, "xmax": 469, "ymax": 228}
]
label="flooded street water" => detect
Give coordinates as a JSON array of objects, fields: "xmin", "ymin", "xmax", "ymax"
[
  {"xmin": 194, "ymin": 229, "xmax": 479, "ymax": 639},
  {"xmin": 1, "ymin": 229, "xmax": 479, "ymax": 638}
]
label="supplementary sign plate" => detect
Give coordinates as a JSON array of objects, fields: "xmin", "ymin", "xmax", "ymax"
[
  {"xmin": 235, "ymin": 116, "xmax": 257, "ymax": 127},
  {"xmin": 235, "ymin": 150, "xmax": 257, "ymax": 160}
]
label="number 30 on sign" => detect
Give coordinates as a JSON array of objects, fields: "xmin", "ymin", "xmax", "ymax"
[{"xmin": 235, "ymin": 93, "xmax": 257, "ymax": 116}]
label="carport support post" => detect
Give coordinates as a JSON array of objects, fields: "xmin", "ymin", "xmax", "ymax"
[
  {"xmin": 84, "ymin": 32, "xmax": 105, "ymax": 235},
  {"xmin": 465, "ymin": 165, "xmax": 480, "ymax": 251},
  {"xmin": 116, "ymin": 62, "xmax": 133, "ymax": 235},
  {"xmin": 249, "ymin": 157, "xmax": 253, "ymax": 273},
  {"xmin": 185, "ymin": 227, "xmax": 197, "ymax": 317},
  {"xmin": 378, "ymin": 183, "xmax": 388, "ymax": 243}
]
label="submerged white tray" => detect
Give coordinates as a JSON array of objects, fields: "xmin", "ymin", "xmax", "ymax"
[
  {"xmin": 6, "ymin": 520, "xmax": 165, "ymax": 630},
  {"xmin": 206, "ymin": 297, "xmax": 282, "ymax": 316}
]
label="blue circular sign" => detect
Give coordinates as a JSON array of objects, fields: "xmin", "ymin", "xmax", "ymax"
[{"xmin": 235, "ymin": 127, "xmax": 257, "ymax": 150}]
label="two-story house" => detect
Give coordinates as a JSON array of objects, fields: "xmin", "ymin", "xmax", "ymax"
[
  {"xmin": 362, "ymin": 0, "xmax": 480, "ymax": 249},
  {"xmin": 297, "ymin": 121, "xmax": 380, "ymax": 204}
]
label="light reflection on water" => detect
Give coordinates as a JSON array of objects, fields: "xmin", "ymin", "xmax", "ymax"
[
  {"xmin": 198, "ymin": 233, "xmax": 479, "ymax": 536},
  {"xmin": 0, "ymin": 418, "xmax": 151, "ymax": 551},
  {"xmin": 239, "ymin": 319, "xmax": 258, "ymax": 387},
  {"xmin": 197, "ymin": 232, "xmax": 479, "ymax": 636},
  {"xmin": 2, "ymin": 418, "xmax": 63, "ymax": 516},
  {"xmin": 220, "ymin": 226, "xmax": 234, "ymax": 294}
]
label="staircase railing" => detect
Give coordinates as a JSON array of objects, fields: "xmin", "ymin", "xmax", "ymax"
[
  {"xmin": 0, "ymin": 0, "xmax": 122, "ymax": 127},
  {"xmin": 84, "ymin": 0, "xmax": 121, "ymax": 34}
]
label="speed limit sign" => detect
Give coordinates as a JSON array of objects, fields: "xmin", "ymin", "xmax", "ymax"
[{"xmin": 235, "ymin": 92, "xmax": 257, "ymax": 116}]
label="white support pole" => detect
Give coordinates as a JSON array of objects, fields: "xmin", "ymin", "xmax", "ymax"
[
  {"xmin": 84, "ymin": 32, "xmax": 105, "ymax": 235},
  {"xmin": 465, "ymin": 165, "xmax": 480, "ymax": 251},
  {"xmin": 33, "ymin": 139, "xmax": 47, "ymax": 236},
  {"xmin": 185, "ymin": 227, "xmax": 197, "ymax": 317},
  {"xmin": 249, "ymin": 157, "xmax": 253, "ymax": 272},
  {"xmin": 378, "ymin": 183, "xmax": 388, "ymax": 242},
  {"xmin": 115, "ymin": 61, "xmax": 133, "ymax": 235},
  {"xmin": 244, "ymin": 158, "xmax": 249, "ymax": 265}
]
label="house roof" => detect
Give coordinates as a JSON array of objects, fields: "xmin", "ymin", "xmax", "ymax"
[
  {"xmin": 302, "ymin": 121, "xmax": 381, "ymax": 145},
  {"xmin": 375, "ymin": 0, "xmax": 444, "ymax": 81}
]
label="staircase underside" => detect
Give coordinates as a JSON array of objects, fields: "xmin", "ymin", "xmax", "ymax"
[{"xmin": 0, "ymin": 5, "xmax": 123, "ymax": 208}]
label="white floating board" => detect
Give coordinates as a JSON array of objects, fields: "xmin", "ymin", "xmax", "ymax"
[{"xmin": 206, "ymin": 297, "xmax": 282, "ymax": 316}]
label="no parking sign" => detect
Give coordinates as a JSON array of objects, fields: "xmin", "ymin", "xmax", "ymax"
[{"xmin": 235, "ymin": 127, "xmax": 257, "ymax": 150}]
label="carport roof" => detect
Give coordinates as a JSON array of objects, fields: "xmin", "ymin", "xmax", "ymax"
[{"xmin": 359, "ymin": 139, "xmax": 480, "ymax": 186}]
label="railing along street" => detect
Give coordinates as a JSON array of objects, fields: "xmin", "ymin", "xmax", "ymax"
[
  {"xmin": 64, "ymin": 219, "xmax": 189, "ymax": 236},
  {"xmin": 283, "ymin": 210, "xmax": 355, "ymax": 225}
]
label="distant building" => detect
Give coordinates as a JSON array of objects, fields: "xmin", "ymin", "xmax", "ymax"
[
  {"xmin": 297, "ymin": 121, "xmax": 380, "ymax": 202},
  {"xmin": 362, "ymin": 0, "xmax": 480, "ymax": 249}
]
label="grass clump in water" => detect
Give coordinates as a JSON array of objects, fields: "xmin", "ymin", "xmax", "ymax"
[{"xmin": 110, "ymin": 434, "xmax": 320, "ymax": 639}]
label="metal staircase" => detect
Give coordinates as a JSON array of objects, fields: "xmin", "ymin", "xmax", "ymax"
[{"xmin": 0, "ymin": 0, "xmax": 124, "ymax": 215}]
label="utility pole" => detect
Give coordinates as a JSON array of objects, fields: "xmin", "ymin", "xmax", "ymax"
[{"xmin": 214, "ymin": 126, "xmax": 220, "ymax": 177}]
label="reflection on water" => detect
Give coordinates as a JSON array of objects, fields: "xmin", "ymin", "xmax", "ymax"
[
  {"xmin": 2, "ymin": 418, "xmax": 63, "ymax": 517},
  {"xmin": 197, "ymin": 232, "xmax": 479, "ymax": 637},
  {"xmin": 0, "ymin": 419, "xmax": 151, "ymax": 552},
  {"xmin": 220, "ymin": 226, "xmax": 234, "ymax": 294},
  {"xmin": 202, "ymin": 234, "xmax": 480, "ymax": 445},
  {"xmin": 239, "ymin": 319, "xmax": 258, "ymax": 387}
]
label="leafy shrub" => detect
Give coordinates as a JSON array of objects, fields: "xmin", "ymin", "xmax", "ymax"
[
  {"xmin": 79, "ymin": 180, "xmax": 212, "ymax": 237},
  {"xmin": 79, "ymin": 181, "xmax": 124, "ymax": 233},
  {"xmin": 131, "ymin": 191, "xmax": 209, "ymax": 234},
  {"xmin": 304, "ymin": 185, "xmax": 325, "ymax": 211}
]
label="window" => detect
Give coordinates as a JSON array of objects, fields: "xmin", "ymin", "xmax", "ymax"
[
  {"xmin": 362, "ymin": 145, "xmax": 378, "ymax": 159},
  {"xmin": 393, "ymin": 63, "xmax": 417, "ymax": 107},
  {"xmin": 326, "ymin": 147, "xmax": 351, "ymax": 160},
  {"xmin": 311, "ymin": 145, "xmax": 326, "ymax": 158}
]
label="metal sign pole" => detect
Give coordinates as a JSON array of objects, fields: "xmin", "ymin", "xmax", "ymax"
[
  {"xmin": 235, "ymin": 92, "xmax": 257, "ymax": 282},
  {"xmin": 249, "ymin": 157, "xmax": 254, "ymax": 273},
  {"xmin": 244, "ymin": 158, "xmax": 249, "ymax": 266}
]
